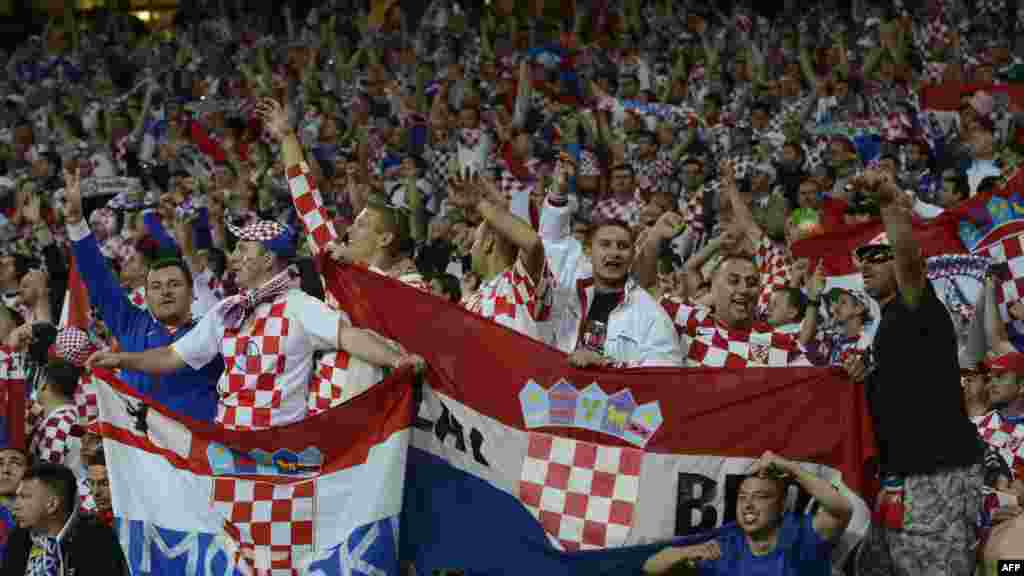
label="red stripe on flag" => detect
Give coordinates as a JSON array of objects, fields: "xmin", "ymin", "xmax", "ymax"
[
  {"xmin": 95, "ymin": 367, "xmax": 416, "ymax": 476},
  {"xmin": 790, "ymin": 203, "xmax": 967, "ymax": 273},
  {"xmin": 323, "ymin": 262, "xmax": 878, "ymax": 497},
  {"xmin": 64, "ymin": 253, "xmax": 91, "ymax": 330}
]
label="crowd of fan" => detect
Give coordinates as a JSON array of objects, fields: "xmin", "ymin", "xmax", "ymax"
[{"xmin": 0, "ymin": 0, "xmax": 1019, "ymax": 574}]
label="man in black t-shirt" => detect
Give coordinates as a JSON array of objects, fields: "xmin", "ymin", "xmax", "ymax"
[{"xmin": 844, "ymin": 171, "xmax": 984, "ymax": 576}]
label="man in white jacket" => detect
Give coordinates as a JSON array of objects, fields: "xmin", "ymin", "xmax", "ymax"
[{"xmin": 535, "ymin": 160, "xmax": 682, "ymax": 368}]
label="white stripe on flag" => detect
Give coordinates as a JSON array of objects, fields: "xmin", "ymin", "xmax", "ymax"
[{"xmin": 413, "ymin": 384, "xmax": 869, "ymax": 557}]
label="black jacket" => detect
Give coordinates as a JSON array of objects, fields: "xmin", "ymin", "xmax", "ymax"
[{"xmin": 2, "ymin": 514, "xmax": 128, "ymax": 576}]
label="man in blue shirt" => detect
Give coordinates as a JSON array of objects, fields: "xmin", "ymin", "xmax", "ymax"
[
  {"xmin": 61, "ymin": 166, "xmax": 220, "ymax": 422},
  {"xmin": 644, "ymin": 451, "xmax": 853, "ymax": 575}
]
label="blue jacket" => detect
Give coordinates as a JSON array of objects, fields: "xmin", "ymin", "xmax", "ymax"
[{"xmin": 71, "ymin": 229, "xmax": 220, "ymax": 422}]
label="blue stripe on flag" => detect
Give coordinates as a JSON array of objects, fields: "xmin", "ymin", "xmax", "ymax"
[
  {"xmin": 400, "ymin": 448, "xmax": 724, "ymax": 576},
  {"xmin": 118, "ymin": 516, "xmax": 401, "ymax": 575}
]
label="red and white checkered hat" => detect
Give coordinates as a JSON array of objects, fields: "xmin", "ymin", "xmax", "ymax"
[
  {"xmin": 579, "ymin": 149, "xmax": 601, "ymax": 176},
  {"xmin": 227, "ymin": 220, "xmax": 296, "ymax": 259},
  {"xmin": 55, "ymin": 327, "xmax": 99, "ymax": 368}
]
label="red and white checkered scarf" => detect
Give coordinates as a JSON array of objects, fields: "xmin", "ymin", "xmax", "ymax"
[{"xmin": 219, "ymin": 266, "xmax": 300, "ymax": 330}]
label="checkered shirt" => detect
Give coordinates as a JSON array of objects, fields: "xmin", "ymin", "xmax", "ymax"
[
  {"xmin": 129, "ymin": 286, "xmax": 147, "ymax": 309},
  {"xmin": 30, "ymin": 405, "xmax": 79, "ymax": 465},
  {"xmin": 463, "ymin": 256, "xmax": 554, "ymax": 342},
  {"xmin": 592, "ymin": 195, "xmax": 643, "ymax": 228},
  {"xmin": 755, "ymin": 235, "xmax": 794, "ymax": 315},
  {"xmin": 217, "ymin": 294, "xmax": 302, "ymax": 431},
  {"xmin": 212, "ymin": 478, "xmax": 315, "ymax": 575},
  {"xmin": 659, "ymin": 297, "xmax": 811, "ymax": 367},
  {"xmin": 74, "ymin": 371, "xmax": 99, "ymax": 426},
  {"xmin": 519, "ymin": 433, "xmax": 643, "ymax": 552},
  {"xmin": 976, "ymin": 411, "xmax": 1024, "ymax": 478},
  {"xmin": 286, "ymin": 163, "xmax": 339, "ymax": 257},
  {"xmin": 306, "ymin": 270, "xmax": 421, "ymax": 415}
]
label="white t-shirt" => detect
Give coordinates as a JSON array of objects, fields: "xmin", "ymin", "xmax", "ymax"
[{"xmin": 172, "ymin": 289, "xmax": 342, "ymax": 430}]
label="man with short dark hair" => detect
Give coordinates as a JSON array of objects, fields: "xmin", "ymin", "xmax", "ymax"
[
  {"xmin": 62, "ymin": 166, "xmax": 221, "ymax": 422},
  {"xmin": 4, "ymin": 463, "xmax": 127, "ymax": 575},
  {"xmin": 29, "ymin": 361, "xmax": 81, "ymax": 470},
  {"xmin": 539, "ymin": 197, "xmax": 681, "ymax": 368},
  {"xmin": 85, "ymin": 452, "xmax": 111, "ymax": 527},
  {"xmin": 654, "ymin": 251, "xmax": 810, "ymax": 368},
  {"xmin": 643, "ymin": 451, "xmax": 852, "ymax": 575}
]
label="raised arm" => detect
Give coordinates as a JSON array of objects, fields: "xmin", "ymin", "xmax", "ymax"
[
  {"xmin": 985, "ymin": 275, "xmax": 1017, "ymax": 357},
  {"xmin": 799, "ymin": 263, "xmax": 826, "ymax": 347},
  {"xmin": 720, "ymin": 159, "xmax": 763, "ymax": 244},
  {"xmin": 62, "ymin": 166, "xmax": 146, "ymax": 341},
  {"xmin": 255, "ymin": 98, "xmax": 338, "ymax": 256},
  {"xmin": 635, "ymin": 212, "xmax": 686, "ymax": 291},
  {"xmin": 858, "ymin": 170, "xmax": 927, "ymax": 309},
  {"xmin": 449, "ymin": 172, "xmax": 545, "ymax": 284}
]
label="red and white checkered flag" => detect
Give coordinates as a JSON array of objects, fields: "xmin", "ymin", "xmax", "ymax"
[{"xmin": 212, "ymin": 478, "xmax": 316, "ymax": 575}]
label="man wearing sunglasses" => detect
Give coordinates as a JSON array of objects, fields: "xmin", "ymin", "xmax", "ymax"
[{"xmin": 849, "ymin": 171, "xmax": 984, "ymax": 576}]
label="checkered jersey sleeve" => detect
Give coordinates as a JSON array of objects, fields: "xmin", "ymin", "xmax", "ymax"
[
  {"xmin": 286, "ymin": 162, "xmax": 338, "ymax": 256},
  {"xmin": 463, "ymin": 256, "xmax": 554, "ymax": 339},
  {"xmin": 658, "ymin": 296, "xmax": 708, "ymax": 340},
  {"xmin": 32, "ymin": 408, "xmax": 77, "ymax": 465},
  {"xmin": 509, "ymin": 254, "xmax": 554, "ymax": 323}
]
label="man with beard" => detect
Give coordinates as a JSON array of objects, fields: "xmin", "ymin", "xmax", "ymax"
[
  {"xmin": 849, "ymin": 170, "xmax": 984, "ymax": 576},
  {"xmin": 643, "ymin": 451, "xmax": 852, "ymax": 574},
  {"xmin": 63, "ymin": 166, "xmax": 221, "ymax": 423}
]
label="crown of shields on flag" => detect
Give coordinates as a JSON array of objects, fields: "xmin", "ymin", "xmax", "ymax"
[
  {"xmin": 211, "ymin": 477, "xmax": 317, "ymax": 575},
  {"xmin": 518, "ymin": 433, "xmax": 643, "ymax": 552}
]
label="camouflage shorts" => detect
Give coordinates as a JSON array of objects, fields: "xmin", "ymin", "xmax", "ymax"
[{"xmin": 856, "ymin": 464, "xmax": 983, "ymax": 576}]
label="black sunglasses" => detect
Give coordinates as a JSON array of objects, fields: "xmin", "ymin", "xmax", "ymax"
[{"xmin": 857, "ymin": 247, "xmax": 895, "ymax": 264}]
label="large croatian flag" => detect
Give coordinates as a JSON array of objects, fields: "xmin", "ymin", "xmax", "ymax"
[
  {"xmin": 94, "ymin": 369, "xmax": 413, "ymax": 576},
  {"xmin": 323, "ymin": 263, "xmax": 878, "ymax": 575}
]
